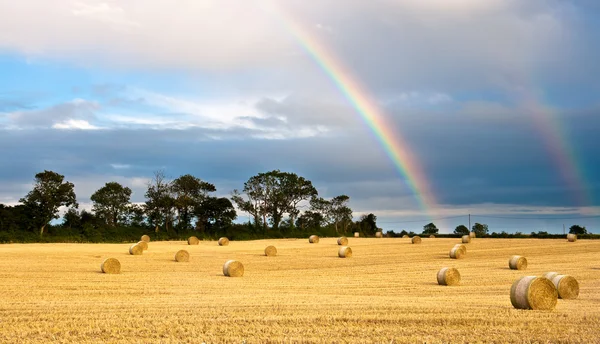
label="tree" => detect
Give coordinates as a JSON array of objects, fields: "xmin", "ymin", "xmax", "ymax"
[
  {"xmin": 171, "ymin": 174, "xmax": 216, "ymax": 230},
  {"xmin": 454, "ymin": 225, "xmax": 469, "ymax": 235},
  {"xmin": 569, "ymin": 225, "xmax": 587, "ymax": 235},
  {"xmin": 144, "ymin": 170, "xmax": 175, "ymax": 233},
  {"xmin": 472, "ymin": 223, "xmax": 489, "ymax": 237},
  {"xmin": 90, "ymin": 182, "xmax": 132, "ymax": 227},
  {"xmin": 422, "ymin": 222, "xmax": 438, "ymax": 235},
  {"xmin": 330, "ymin": 195, "xmax": 353, "ymax": 233},
  {"xmin": 19, "ymin": 170, "xmax": 77, "ymax": 236},
  {"xmin": 296, "ymin": 210, "xmax": 324, "ymax": 231},
  {"xmin": 359, "ymin": 213, "xmax": 378, "ymax": 235},
  {"xmin": 194, "ymin": 197, "xmax": 237, "ymax": 235}
]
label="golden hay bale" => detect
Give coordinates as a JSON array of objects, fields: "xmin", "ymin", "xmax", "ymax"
[
  {"xmin": 509, "ymin": 255, "xmax": 527, "ymax": 270},
  {"xmin": 218, "ymin": 237, "xmax": 229, "ymax": 246},
  {"xmin": 449, "ymin": 246, "xmax": 464, "ymax": 259},
  {"xmin": 174, "ymin": 250, "xmax": 190, "ymax": 262},
  {"xmin": 454, "ymin": 244, "xmax": 467, "ymax": 255},
  {"xmin": 550, "ymin": 275, "xmax": 579, "ymax": 299},
  {"xmin": 510, "ymin": 276, "xmax": 557, "ymax": 310},
  {"xmin": 337, "ymin": 237, "xmax": 348, "ymax": 246},
  {"xmin": 567, "ymin": 234, "xmax": 577, "ymax": 242},
  {"xmin": 129, "ymin": 244, "xmax": 143, "ymax": 255},
  {"xmin": 188, "ymin": 236, "xmax": 200, "ymax": 245},
  {"xmin": 223, "ymin": 260, "xmax": 244, "ymax": 277},
  {"xmin": 402, "ymin": 235, "xmax": 409, "ymax": 238},
  {"xmin": 437, "ymin": 267, "xmax": 460, "ymax": 286},
  {"xmin": 462, "ymin": 235, "xmax": 471, "ymax": 244},
  {"xmin": 429, "ymin": 235, "xmax": 435, "ymax": 238},
  {"xmin": 354, "ymin": 232, "xmax": 359, "ymax": 238},
  {"xmin": 411, "ymin": 236, "xmax": 422, "ymax": 244},
  {"xmin": 137, "ymin": 241, "xmax": 148, "ymax": 251},
  {"xmin": 338, "ymin": 246, "xmax": 352, "ymax": 258},
  {"xmin": 101, "ymin": 258, "xmax": 121, "ymax": 274},
  {"xmin": 469, "ymin": 232, "xmax": 476, "ymax": 239},
  {"xmin": 543, "ymin": 271, "xmax": 559, "ymax": 281},
  {"xmin": 141, "ymin": 235, "xmax": 150, "ymax": 243},
  {"xmin": 309, "ymin": 235, "xmax": 320, "ymax": 244},
  {"xmin": 375, "ymin": 231, "xmax": 383, "ymax": 238},
  {"xmin": 264, "ymin": 245, "xmax": 277, "ymax": 256}
]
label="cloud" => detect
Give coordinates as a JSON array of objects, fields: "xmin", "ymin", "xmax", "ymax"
[{"xmin": 5, "ymin": 99, "xmax": 99, "ymax": 129}]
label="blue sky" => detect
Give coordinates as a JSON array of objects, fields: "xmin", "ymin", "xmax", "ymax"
[{"xmin": 1, "ymin": 0, "xmax": 599, "ymax": 233}]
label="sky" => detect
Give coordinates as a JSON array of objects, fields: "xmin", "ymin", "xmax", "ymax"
[{"xmin": 1, "ymin": 0, "xmax": 600, "ymax": 234}]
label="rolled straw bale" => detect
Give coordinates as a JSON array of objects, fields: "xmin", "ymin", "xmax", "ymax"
[
  {"xmin": 174, "ymin": 250, "xmax": 189, "ymax": 262},
  {"xmin": 509, "ymin": 255, "xmax": 527, "ymax": 270},
  {"xmin": 402, "ymin": 235, "xmax": 409, "ymax": 238},
  {"xmin": 129, "ymin": 244, "xmax": 143, "ymax": 255},
  {"xmin": 338, "ymin": 246, "xmax": 352, "ymax": 258},
  {"xmin": 437, "ymin": 267, "xmax": 461, "ymax": 286},
  {"xmin": 469, "ymin": 232, "xmax": 476, "ymax": 239},
  {"xmin": 223, "ymin": 260, "xmax": 244, "ymax": 277},
  {"xmin": 188, "ymin": 236, "xmax": 200, "ymax": 245},
  {"xmin": 309, "ymin": 235, "xmax": 320, "ymax": 244},
  {"xmin": 543, "ymin": 272, "xmax": 559, "ymax": 281},
  {"xmin": 101, "ymin": 258, "xmax": 121, "ymax": 274},
  {"xmin": 337, "ymin": 237, "xmax": 348, "ymax": 246},
  {"xmin": 449, "ymin": 246, "xmax": 464, "ymax": 259},
  {"xmin": 141, "ymin": 235, "xmax": 150, "ymax": 243},
  {"xmin": 354, "ymin": 232, "xmax": 359, "ymax": 238},
  {"xmin": 375, "ymin": 231, "xmax": 383, "ymax": 238},
  {"xmin": 462, "ymin": 235, "xmax": 471, "ymax": 244},
  {"xmin": 137, "ymin": 241, "xmax": 148, "ymax": 251},
  {"xmin": 218, "ymin": 237, "xmax": 229, "ymax": 246},
  {"xmin": 454, "ymin": 244, "xmax": 467, "ymax": 255},
  {"xmin": 264, "ymin": 245, "xmax": 277, "ymax": 256},
  {"xmin": 551, "ymin": 275, "xmax": 579, "ymax": 299},
  {"xmin": 567, "ymin": 234, "xmax": 577, "ymax": 242},
  {"xmin": 429, "ymin": 235, "xmax": 435, "ymax": 238},
  {"xmin": 510, "ymin": 276, "xmax": 557, "ymax": 310},
  {"xmin": 411, "ymin": 236, "xmax": 422, "ymax": 244}
]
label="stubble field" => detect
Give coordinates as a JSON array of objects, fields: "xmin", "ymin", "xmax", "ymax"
[{"xmin": 0, "ymin": 237, "xmax": 599, "ymax": 343}]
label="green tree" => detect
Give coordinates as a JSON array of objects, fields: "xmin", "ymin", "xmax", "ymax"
[
  {"xmin": 472, "ymin": 223, "xmax": 489, "ymax": 237},
  {"xmin": 422, "ymin": 222, "xmax": 438, "ymax": 235},
  {"xmin": 359, "ymin": 213, "xmax": 378, "ymax": 236},
  {"xmin": 454, "ymin": 225, "xmax": 469, "ymax": 235},
  {"xmin": 569, "ymin": 225, "xmax": 587, "ymax": 235},
  {"xmin": 90, "ymin": 182, "xmax": 132, "ymax": 227},
  {"xmin": 194, "ymin": 197, "xmax": 237, "ymax": 235},
  {"xmin": 19, "ymin": 170, "xmax": 77, "ymax": 236},
  {"xmin": 144, "ymin": 170, "xmax": 175, "ymax": 233},
  {"xmin": 171, "ymin": 174, "xmax": 216, "ymax": 230}
]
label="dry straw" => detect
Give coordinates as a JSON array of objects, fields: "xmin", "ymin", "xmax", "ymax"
[
  {"xmin": 469, "ymin": 232, "xmax": 476, "ymax": 239},
  {"xmin": 402, "ymin": 235, "xmax": 409, "ymax": 238},
  {"xmin": 188, "ymin": 236, "xmax": 200, "ymax": 245},
  {"xmin": 543, "ymin": 272, "xmax": 559, "ymax": 281},
  {"xmin": 129, "ymin": 244, "xmax": 143, "ymax": 255},
  {"xmin": 174, "ymin": 250, "xmax": 190, "ymax": 262},
  {"xmin": 550, "ymin": 274, "xmax": 579, "ymax": 299},
  {"xmin": 309, "ymin": 235, "xmax": 320, "ymax": 244},
  {"xmin": 429, "ymin": 235, "xmax": 435, "ymax": 238},
  {"xmin": 354, "ymin": 232, "xmax": 359, "ymax": 238},
  {"xmin": 375, "ymin": 231, "xmax": 383, "ymax": 238},
  {"xmin": 223, "ymin": 260, "xmax": 244, "ymax": 277},
  {"xmin": 454, "ymin": 244, "xmax": 467, "ymax": 255},
  {"xmin": 449, "ymin": 246, "xmax": 464, "ymax": 259},
  {"xmin": 510, "ymin": 276, "xmax": 557, "ymax": 310},
  {"xmin": 337, "ymin": 237, "xmax": 348, "ymax": 246},
  {"xmin": 141, "ymin": 235, "xmax": 150, "ymax": 243},
  {"xmin": 411, "ymin": 236, "xmax": 422, "ymax": 244},
  {"xmin": 509, "ymin": 255, "xmax": 527, "ymax": 270},
  {"xmin": 264, "ymin": 245, "xmax": 277, "ymax": 256},
  {"xmin": 218, "ymin": 237, "xmax": 229, "ymax": 246},
  {"xmin": 567, "ymin": 234, "xmax": 577, "ymax": 242},
  {"xmin": 462, "ymin": 235, "xmax": 471, "ymax": 244},
  {"xmin": 101, "ymin": 258, "xmax": 121, "ymax": 274},
  {"xmin": 338, "ymin": 246, "xmax": 352, "ymax": 258},
  {"xmin": 437, "ymin": 267, "xmax": 460, "ymax": 286},
  {"xmin": 137, "ymin": 241, "xmax": 148, "ymax": 251}
]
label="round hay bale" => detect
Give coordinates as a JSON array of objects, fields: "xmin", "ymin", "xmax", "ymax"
[
  {"xmin": 338, "ymin": 246, "xmax": 352, "ymax": 258},
  {"xmin": 137, "ymin": 241, "xmax": 148, "ymax": 251},
  {"xmin": 469, "ymin": 232, "xmax": 476, "ymax": 239},
  {"xmin": 174, "ymin": 250, "xmax": 189, "ymax": 262},
  {"xmin": 429, "ymin": 235, "xmax": 435, "ymax": 238},
  {"xmin": 402, "ymin": 235, "xmax": 409, "ymax": 238},
  {"xmin": 462, "ymin": 235, "xmax": 471, "ymax": 244},
  {"xmin": 449, "ymin": 246, "xmax": 464, "ymax": 259},
  {"xmin": 141, "ymin": 235, "xmax": 150, "ymax": 243},
  {"xmin": 375, "ymin": 231, "xmax": 383, "ymax": 238},
  {"xmin": 101, "ymin": 258, "xmax": 121, "ymax": 274},
  {"xmin": 543, "ymin": 271, "xmax": 559, "ymax": 281},
  {"xmin": 437, "ymin": 267, "xmax": 460, "ymax": 286},
  {"xmin": 454, "ymin": 244, "xmax": 467, "ymax": 255},
  {"xmin": 551, "ymin": 275, "xmax": 579, "ymax": 299},
  {"xmin": 509, "ymin": 255, "xmax": 527, "ymax": 270},
  {"xmin": 223, "ymin": 260, "xmax": 244, "ymax": 277},
  {"xmin": 567, "ymin": 234, "xmax": 577, "ymax": 242},
  {"xmin": 337, "ymin": 237, "xmax": 348, "ymax": 246},
  {"xmin": 188, "ymin": 236, "xmax": 200, "ymax": 245},
  {"xmin": 354, "ymin": 232, "xmax": 359, "ymax": 238},
  {"xmin": 510, "ymin": 276, "xmax": 557, "ymax": 310},
  {"xmin": 309, "ymin": 235, "xmax": 320, "ymax": 244},
  {"xmin": 129, "ymin": 244, "xmax": 143, "ymax": 255},
  {"xmin": 218, "ymin": 237, "xmax": 229, "ymax": 246},
  {"xmin": 264, "ymin": 245, "xmax": 277, "ymax": 256},
  {"xmin": 411, "ymin": 236, "xmax": 422, "ymax": 244}
]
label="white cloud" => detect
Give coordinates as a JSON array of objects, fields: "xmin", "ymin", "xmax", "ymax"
[{"xmin": 52, "ymin": 119, "xmax": 101, "ymax": 130}]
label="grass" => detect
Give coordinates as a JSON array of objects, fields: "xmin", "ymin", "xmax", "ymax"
[{"xmin": 0, "ymin": 238, "xmax": 599, "ymax": 343}]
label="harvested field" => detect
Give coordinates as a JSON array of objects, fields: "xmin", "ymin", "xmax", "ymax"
[{"xmin": 0, "ymin": 238, "xmax": 599, "ymax": 343}]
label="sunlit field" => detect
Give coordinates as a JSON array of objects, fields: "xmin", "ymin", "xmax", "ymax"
[{"xmin": 0, "ymin": 238, "xmax": 599, "ymax": 343}]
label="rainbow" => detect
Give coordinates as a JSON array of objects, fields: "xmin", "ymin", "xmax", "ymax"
[{"xmin": 258, "ymin": 1, "xmax": 438, "ymax": 215}]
